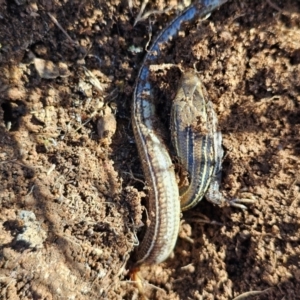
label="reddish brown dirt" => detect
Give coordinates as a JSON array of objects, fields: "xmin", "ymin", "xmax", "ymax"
[{"xmin": 1, "ymin": 0, "xmax": 300, "ymax": 299}]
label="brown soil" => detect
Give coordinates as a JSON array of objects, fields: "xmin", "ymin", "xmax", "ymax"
[{"xmin": 1, "ymin": 0, "xmax": 300, "ymax": 299}]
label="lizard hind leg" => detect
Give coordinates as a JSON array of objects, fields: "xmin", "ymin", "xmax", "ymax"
[{"xmin": 206, "ymin": 179, "xmax": 257, "ymax": 210}]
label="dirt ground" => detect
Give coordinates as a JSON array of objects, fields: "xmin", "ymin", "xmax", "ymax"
[{"xmin": 1, "ymin": 0, "xmax": 300, "ymax": 299}]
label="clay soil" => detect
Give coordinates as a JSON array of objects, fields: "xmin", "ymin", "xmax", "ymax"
[{"xmin": 1, "ymin": 0, "xmax": 300, "ymax": 299}]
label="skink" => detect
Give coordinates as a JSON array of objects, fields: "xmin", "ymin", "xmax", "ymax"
[
  {"xmin": 171, "ymin": 70, "xmax": 254, "ymax": 211},
  {"xmin": 132, "ymin": 0, "xmax": 229, "ymax": 267},
  {"xmin": 171, "ymin": 70, "xmax": 224, "ymax": 211}
]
